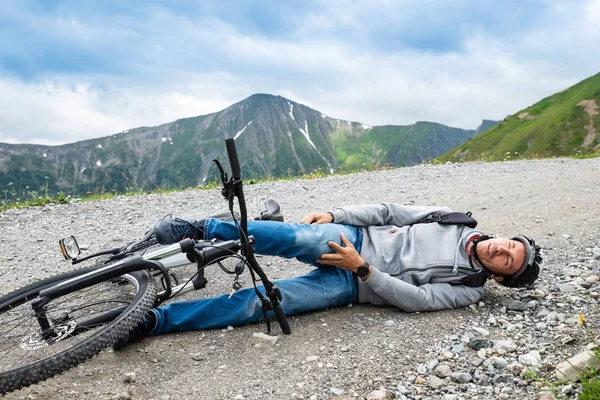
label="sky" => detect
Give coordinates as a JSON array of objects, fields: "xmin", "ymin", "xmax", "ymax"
[{"xmin": 1, "ymin": 0, "xmax": 599, "ymax": 145}]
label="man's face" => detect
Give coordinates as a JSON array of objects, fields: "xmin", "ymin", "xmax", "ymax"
[{"xmin": 474, "ymin": 237, "xmax": 525, "ymax": 281}]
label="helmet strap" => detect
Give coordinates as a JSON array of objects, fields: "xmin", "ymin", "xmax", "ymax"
[{"xmin": 468, "ymin": 235, "xmax": 493, "ymax": 272}]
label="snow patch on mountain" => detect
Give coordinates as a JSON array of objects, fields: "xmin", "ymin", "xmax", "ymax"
[{"xmin": 234, "ymin": 120, "xmax": 253, "ymax": 140}]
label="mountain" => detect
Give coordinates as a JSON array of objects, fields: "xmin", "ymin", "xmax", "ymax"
[
  {"xmin": 436, "ymin": 72, "xmax": 600, "ymax": 163},
  {"xmin": 0, "ymin": 94, "xmax": 492, "ymax": 196}
]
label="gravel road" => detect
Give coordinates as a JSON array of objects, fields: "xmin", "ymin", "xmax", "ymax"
[{"xmin": 1, "ymin": 157, "xmax": 599, "ymax": 400}]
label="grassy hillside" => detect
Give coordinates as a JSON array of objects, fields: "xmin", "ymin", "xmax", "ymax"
[{"xmin": 436, "ymin": 72, "xmax": 600, "ymax": 162}]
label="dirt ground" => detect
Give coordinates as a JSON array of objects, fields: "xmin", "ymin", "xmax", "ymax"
[{"xmin": 1, "ymin": 156, "xmax": 599, "ymax": 399}]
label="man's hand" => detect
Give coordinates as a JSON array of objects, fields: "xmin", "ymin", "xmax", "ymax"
[
  {"xmin": 300, "ymin": 212, "xmax": 333, "ymax": 225},
  {"xmin": 317, "ymin": 233, "xmax": 364, "ymax": 272}
]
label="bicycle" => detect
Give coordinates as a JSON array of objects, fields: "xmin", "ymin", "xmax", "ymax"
[{"xmin": 0, "ymin": 138, "xmax": 291, "ymax": 395}]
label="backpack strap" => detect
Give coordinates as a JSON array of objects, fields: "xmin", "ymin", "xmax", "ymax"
[
  {"xmin": 416, "ymin": 211, "xmax": 478, "ymax": 229},
  {"xmin": 450, "ymin": 270, "xmax": 489, "ymax": 287}
]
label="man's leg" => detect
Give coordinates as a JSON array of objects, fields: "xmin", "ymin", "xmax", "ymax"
[
  {"xmin": 204, "ymin": 219, "xmax": 362, "ymax": 265},
  {"xmin": 150, "ymin": 267, "xmax": 357, "ymax": 335}
]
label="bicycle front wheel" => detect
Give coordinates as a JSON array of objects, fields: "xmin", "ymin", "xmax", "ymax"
[{"xmin": 0, "ymin": 269, "xmax": 156, "ymax": 395}]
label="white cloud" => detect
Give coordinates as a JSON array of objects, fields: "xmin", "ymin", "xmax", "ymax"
[
  {"xmin": 0, "ymin": 74, "xmax": 247, "ymax": 145},
  {"xmin": 1, "ymin": 1, "xmax": 599, "ymax": 144}
]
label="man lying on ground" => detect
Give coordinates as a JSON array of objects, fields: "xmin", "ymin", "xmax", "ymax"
[{"xmin": 116, "ymin": 203, "xmax": 542, "ymax": 346}]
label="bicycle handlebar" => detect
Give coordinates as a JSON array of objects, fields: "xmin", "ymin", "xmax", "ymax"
[{"xmin": 225, "ymin": 138, "xmax": 241, "ymax": 180}]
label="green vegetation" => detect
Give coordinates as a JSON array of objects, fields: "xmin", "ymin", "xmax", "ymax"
[
  {"xmin": 0, "ymin": 160, "xmax": 390, "ymax": 212},
  {"xmin": 436, "ymin": 71, "xmax": 600, "ymax": 162}
]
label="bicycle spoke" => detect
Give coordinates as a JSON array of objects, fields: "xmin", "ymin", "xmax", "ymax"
[{"xmin": 0, "ymin": 276, "xmax": 140, "ymax": 374}]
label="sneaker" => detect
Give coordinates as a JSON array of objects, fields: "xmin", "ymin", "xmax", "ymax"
[
  {"xmin": 112, "ymin": 311, "xmax": 156, "ymax": 350},
  {"xmin": 154, "ymin": 217, "xmax": 205, "ymax": 245}
]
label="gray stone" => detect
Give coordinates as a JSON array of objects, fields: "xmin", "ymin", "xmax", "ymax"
[
  {"xmin": 366, "ymin": 389, "xmax": 387, "ymax": 400},
  {"xmin": 507, "ymin": 363, "xmax": 524, "ymax": 375},
  {"xmin": 122, "ymin": 372, "xmax": 136, "ymax": 383},
  {"xmin": 428, "ymin": 375, "xmax": 445, "ymax": 389},
  {"xmin": 451, "ymin": 343, "xmax": 465, "ymax": 354},
  {"xmin": 467, "ymin": 339, "xmax": 493, "ymax": 350},
  {"xmin": 556, "ymin": 283, "xmax": 576, "ymax": 293},
  {"xmin": 449, "ymin": 372, "xmax": 472, "ymax": 383},
  {"xmin": 483, "ymin": 357, "xmax": 508, "ymax": 371},
  {"xmin": 555, "ymin": 350, "xmax": 600, "ymax": 381},
  {"xmin": 501, "ymin": 298, "xmax": 529, "ymax": 311},
  {"xmin": 473, "ymin": 327, "xmax": 490, "ymax": 336},
  {"xmin": 434, "ymin": 363, "xmax": 452, "ymax": 378},
  {"xmin": 492, "ymin": 374, "xmax": 513, "ymax": 385},
  {"xmin": 493, "ymin": 340, "xmax": 517, "ymax": 353},
  {"xmin": 477, "ymin": 376, "xmax": 492, "ymax": 386},
  {"xmin": 519, "ymin": 351, "xmax": 542, "ymax": 366}
]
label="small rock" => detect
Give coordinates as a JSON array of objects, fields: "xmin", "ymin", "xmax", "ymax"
[
  {"xmin": 493, "ymin": 340, "xmax": 517, "ymax": 353},
  {"xmin": 384, "ymin": 320, "xmax": 396, "ymax": 326},
  {"xmin": 492, "ymin": 374, "xmax": 513, "ymax": 385},
  {"xmin": 329, "ymin": 388, "xmax": 344, "ymax": 395},
  {"xmin": 451, "ymin": 343, "xmax": 465, "ymax": 354},
  {"xmin": 501, "ymin": 298, "xmax": 529, "ymax": 311},
  {"xmin": 507, "ymin": 363, "xmax": 524, "ymax": 375},
  {"xmin": 483, "ymin": 357, "xmax": 508, "ymax": 371},
  {"xmin": 467, "ymin": 339, "xmax": 493, "ymax": 350},
  {"xmin": 397, "ymin": 384, "xmax": 408, "ymax": 394},
  {"xmin": 122, "ymin": 372, "xmax": 136, "ymax": 383},
  {"xmin": 555, "ymin": 350, "xmax": 599, "ymax": 381},
  {"xmin": 556, "ymin": 283, "xmax": 576, "ymax": 293},
  {"xmin": 473, "ymin": 327, "xmax": 490, "ymax": 336},
  {"xmin": 252, "ymin": 332, "xmax": 278, "ymax": 344},
  {"xmin": 434, "ymin": 363, "xmax": 452, "ymax": 378},
  {"xmin": 306, "ymin": 356, "xmax": 319, "ymax": 362},
  {"xmin": 414, "ymin": 376, "xmax": 426, "ymax": 384},
  {"xmin": 519, "ymin": 351, "xmax": 542, "ymax": 366},
  {"xmin": 428, "ymin": 375, "xmax": 444, "ymax": 389},
  {"xmin": 450, "ymin": 372, "xmax": 472, "ymax": 383},
  {"xmin": 367, "ymin": 389, "xmax": 388, "ymax": 400}
]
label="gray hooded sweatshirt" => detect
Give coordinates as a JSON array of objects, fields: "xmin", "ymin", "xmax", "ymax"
[{"xmin": 330, "ymin": 203, "xmax": 486, "ymax": 312}]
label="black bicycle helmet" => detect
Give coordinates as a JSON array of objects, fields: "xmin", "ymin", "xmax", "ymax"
[
  {"xmin": 467, "ymin": 234, "xmax": 542, "ymax": 288},
  {"xmin": 496, "ymin": 235, "xmax": 542, "ymax": 288}
]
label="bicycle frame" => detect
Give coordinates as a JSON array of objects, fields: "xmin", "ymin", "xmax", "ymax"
[{"xmin": 45, "ymin": 138, "xmax": 290, "ymax": 336}]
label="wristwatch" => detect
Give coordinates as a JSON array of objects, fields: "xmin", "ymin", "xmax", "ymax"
[{"xmin": 356, "ymin": 261, "xmax": 371, "ymax": 278}]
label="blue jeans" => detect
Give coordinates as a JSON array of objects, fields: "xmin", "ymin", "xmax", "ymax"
[{"xmin": 150, "ymin": 220, "xmax": 363, "ymax": 335}]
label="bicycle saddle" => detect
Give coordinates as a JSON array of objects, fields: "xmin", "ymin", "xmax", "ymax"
[{"xmin": 255, "ymin": 198, "xmax": 284, "ymax": 222}]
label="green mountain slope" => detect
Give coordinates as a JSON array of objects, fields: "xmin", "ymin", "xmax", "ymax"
[{"xmin": 437, "ymin": 72, "xmax": 600, "ymax": 162}]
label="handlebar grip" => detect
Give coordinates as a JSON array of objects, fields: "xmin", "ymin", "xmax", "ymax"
[
  {"xmin": 225, "ymin": 138, "xmax": 241, "ymax": 180},
  {"xmin": 273, "ymin": 303, "xmax": 291, "ymax": 334}
]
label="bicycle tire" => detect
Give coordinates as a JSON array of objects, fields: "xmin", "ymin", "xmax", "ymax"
[{"xmin": 0, "ymin": 269, "xmax": 156, "ymax": 395}]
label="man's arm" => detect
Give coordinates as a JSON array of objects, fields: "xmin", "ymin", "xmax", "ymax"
[
  {"xmin": 364, "ymin": 268, "xmax": 485, "ymax": 312},
  {"xmin": 329, "ymin": 203, "xmax": 452, "ymax": 227}
]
